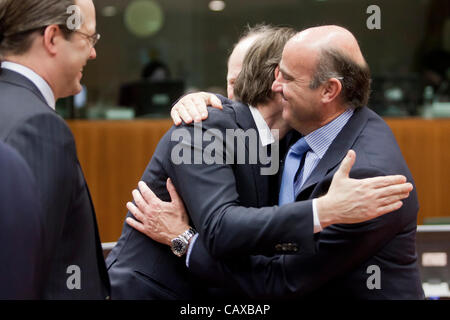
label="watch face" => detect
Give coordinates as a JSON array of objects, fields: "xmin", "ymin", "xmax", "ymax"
[
  {"xmin": 172, "ymin": 239, "xmax": 184, "ymax": 252},
  {"xmin": 171, "ymin": 238, "xmax": 187, "ymax": 257}
]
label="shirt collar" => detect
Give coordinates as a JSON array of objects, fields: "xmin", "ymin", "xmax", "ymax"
[
  {"xmin": 1, "ymin": 61, "xmax": 56, "ymax": 110},
  {"xmin": 304, "ymin": 108, "xmax": 354, "ymax": 159},
  {"xmin": 248, "ymin": 105, "xmax": 275, "ymax": 147}
]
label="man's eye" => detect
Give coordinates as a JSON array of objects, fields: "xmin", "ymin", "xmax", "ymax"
[{"xmin": 282, "ymin": 73, "xmax": 292, "ymax": 81}]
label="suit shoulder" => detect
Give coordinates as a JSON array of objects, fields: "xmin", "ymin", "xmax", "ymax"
[
  {"xmin": 0, "ymin": 80, "xmax": 51, "ymax": 114},
  {"xmin": 4, "ymin": 111, "xmax": 75, "ymax": 151},
  {"xmin": 351, "ymin": 108, "xmax": 407, "ymax": 174},
  {"xmin": 0, "ymin": 83, "xmax": 68, "ymax": 139}
]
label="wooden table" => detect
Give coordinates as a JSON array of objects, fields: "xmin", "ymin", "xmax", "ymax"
[{"xmin": 68, "ymin": 118, "xmax": 450, "ymax": 242}]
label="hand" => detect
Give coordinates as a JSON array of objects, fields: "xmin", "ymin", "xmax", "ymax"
[
  {"xmin": 316, "ymin": 150, "xmax": 413, "ymax": 228},
  {"xmin": 171, "ymin": 92, "xmax": 223, "ymax": 126},
  {"xmin": 126, "ymin": 179, "xmax": 190, "ymax": 246}
]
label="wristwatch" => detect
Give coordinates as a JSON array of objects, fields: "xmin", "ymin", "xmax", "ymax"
[{"xmin": 170, "ymin": 227, "xmax": 197, "ymax": 257}]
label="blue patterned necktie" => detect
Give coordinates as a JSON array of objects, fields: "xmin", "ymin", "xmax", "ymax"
[{"xmin": 278, "ymin": 137, "xmax": 310, "ymax": 205}]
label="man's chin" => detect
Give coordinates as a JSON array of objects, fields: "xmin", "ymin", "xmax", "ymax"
[{"xmin": 61, "ymin": 86, "xmax": 82, "ymax": 99}]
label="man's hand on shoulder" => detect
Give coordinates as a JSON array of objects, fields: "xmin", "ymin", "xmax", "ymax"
[{"xmin": 171, "ymin": 92, "xmax": 223, "ymax": 126}]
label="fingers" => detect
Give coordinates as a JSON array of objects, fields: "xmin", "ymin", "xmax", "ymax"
[
  {"xmin": 378, "ymin": 193, "xmax": 410, "ymax": 207},
  {"xmin": 138, "ymin": 181, "xmax": 158, "ymax": 204},
  {"xmin": 376, "ymin": 182, "xmax": 413, "ymax": 199},
  {"xmin": 191, "ymin": 94, "xmax": 209, "ymax": 120},
  {"xmin": 126, "ymin": 217, "xmax": 146, "ymax": 234},
  {"xmin": 207, "ymin": 94, "xmax": 223, "ymax": 110},
  {"xmin": 126, "ymin": 201, "xmax": 144, "ymax": 222},
  {"xmin": 171, "ymin": 98, "xmax": 202, "ymax": 124},
  {"xmin": 132, "ymin": 188, "xmax": 149, "ymax": 213},
  {"xmin": 170, "ymin": 93, "xmax": 221, "ymax": 125},
  {"xmin": 175, "ymin": 102, "xmax": 194, "ymax": 124},
  {"xmin": 375, "ymin": 201, "xmax": 404, "ymax": 217},
  {"xmin": 334, "ymin": 150, "xmax": 356, "ymax": 179},
  {"xmin": 362, "ymin": 175, "xmax": 407, "ymax": 189},
  {"xmin": 166, "ymin": 178, "xmax": 182, "ymax": 204},
  {"xmin": 185, "ymin": 98, "xmax": 203, "ymax": 123},
  {"xmin": 170, "ymin": 108, "xmax": 182, "ymax": 126}
]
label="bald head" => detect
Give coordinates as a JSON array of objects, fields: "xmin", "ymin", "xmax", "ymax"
[
  {"xmin": 288, "ymin": 25, "xmax": 366, "ymax": 67},
  {"xmin": 279, "ymin": 25, "xmax": 371, "ymax": 110},
  {"xmin": 227, "ymin": 34, "xmax": 260, "ymax": 100}
]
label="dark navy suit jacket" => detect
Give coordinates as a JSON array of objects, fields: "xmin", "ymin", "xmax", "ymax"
[
  {"xmin": 188, "ymin": 106, "xmax": 425, "ymax": 299},
  {"xmin": 0, "ymin": 142, "xmax": 44, "ymax": 299},
  {"xmin": 0, "ymin": 68, "xmax": 110, "ymax": 299},
  {"xmin": 106, "ymin": 97, "xmax": 315, "ymax": 299}
]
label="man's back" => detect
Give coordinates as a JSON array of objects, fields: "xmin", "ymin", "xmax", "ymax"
[
  {"xmin": 0, "ymin": 69, "xmax": 109, "ymax": 299},
  {"xmin": 107, "ymin": 98, "xmax": 279, "ymax": 299}
]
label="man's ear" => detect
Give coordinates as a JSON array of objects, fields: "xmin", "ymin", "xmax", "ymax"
[
  {"xmin": 42, "ymin": 25, "xmax": 63, "ymax": 56},
  {"xmin": 321, "ymin": 78, "xmax": 342, "ymax": 104}
]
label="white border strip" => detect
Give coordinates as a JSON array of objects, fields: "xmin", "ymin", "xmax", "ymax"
[
  {"xmin": 417, "ymin": 225, "xmax": 450, "ymax": 232},
  {"xmin": 102, "ymin": 242, "xmax": 117, "ymax": 251}
]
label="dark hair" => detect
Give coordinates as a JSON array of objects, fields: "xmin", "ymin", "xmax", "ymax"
[
  {"xmin": 310, "ymin": 48, "xmax": 371, "ymax": 109},
  {"xmin": 0, "ymin": 0, "xmax": 75, "ymax": 56},
  {"xmin": 233, "ymin": 26, "xmax": 296, "ymax": 106}
]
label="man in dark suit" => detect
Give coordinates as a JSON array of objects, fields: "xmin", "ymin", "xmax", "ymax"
[
  {"xmin": 107, "ymin": 26, "xmax": 414, "ymax": 299},
  {"xmin": 127, "ymin": 25, "xmax": 424, "ymax": 299},
  {"xmin": 185, "ymin": 106, "xmax": 424, "ymax": 299},
  {"xmin": 0, "ymin": 142, "xmax": 44, "ymax": 299},
  {"xmin": 0, "ymin": 0, "xmax": 109, "ymax": 299}
]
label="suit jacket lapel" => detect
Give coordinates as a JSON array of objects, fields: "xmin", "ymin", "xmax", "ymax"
[
  {"xmin": 233, "ymin": 101, "xmax": 271, "ymax": 206},
  {"xmin": 297, "ymin": 107, "xmax": 370, "ymax": 198},
  {"xmin": 0, "ymin": 68, "xmax": 53, "ymax": 110}
]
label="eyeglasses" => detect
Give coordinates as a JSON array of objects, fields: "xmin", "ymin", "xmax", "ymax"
[{"xmin": 74, "ymin": 30, "xmax": 101, "ymax": 47}]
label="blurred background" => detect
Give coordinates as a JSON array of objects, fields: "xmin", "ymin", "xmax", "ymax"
[{"xmin": 59, "ymin": 0, "xmax": 450, "ymax": 119}]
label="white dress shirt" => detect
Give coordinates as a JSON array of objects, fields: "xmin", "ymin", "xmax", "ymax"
[
  {"xmin": 1, "ymin": 61, "xmax": 56, "ymax": 110},
  {"xmin": 248, "ymin": 105, "xmax": 275, "ymax": 147}
]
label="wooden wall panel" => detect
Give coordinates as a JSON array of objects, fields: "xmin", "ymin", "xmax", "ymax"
[
  {"xmin": 68, "ymin": 120, "xmax": 173, "ymax": 242},
  {"xmin": 385, "ymin": 118, "xmax": 450, "ymax": 225},
  {"xmin": 68, "ymin": 118, "xmax": 450, "ymax": 242}
]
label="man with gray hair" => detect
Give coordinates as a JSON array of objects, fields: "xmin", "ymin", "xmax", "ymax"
[{"xmin": 0, "ymin": 0, "xmax": 109, "ymax": 299}]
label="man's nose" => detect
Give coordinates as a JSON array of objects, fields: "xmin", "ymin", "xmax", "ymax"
[{"xmin": 89, "ymin": 47, "xmax": 97, "ymax": 60}]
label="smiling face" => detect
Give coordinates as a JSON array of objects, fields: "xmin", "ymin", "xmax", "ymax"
[
  {"xmin": 271, "ymin": 40, "xmax": 323, "ymax": 135},
  {"xmin": 55, "ymin": 0, "xmax": 97, "ymax": 98}
]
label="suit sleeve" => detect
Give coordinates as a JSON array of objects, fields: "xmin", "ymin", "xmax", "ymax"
[
  {"xmin": 0, "ymin": 143, "xmax": 45, "ymax": 299},
  {"xmin": 4, "ymin": 113, "xmax": 79, "ymax": 264},
  {"xmin": 166, "ymin": 109, "xmax": 316, "ymax": 258},
  {"xmin": 187, "ymin": 167, "xmax": 417, "ymax": 298}
]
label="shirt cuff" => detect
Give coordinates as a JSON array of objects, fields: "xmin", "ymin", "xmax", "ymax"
[
  {"xmin": 185, "ymin": 233, "xmax": 199, "ymax": 268},
  {"xmin": 312, "ymin": 198, "xmax": 323, "ymax": 233}
]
